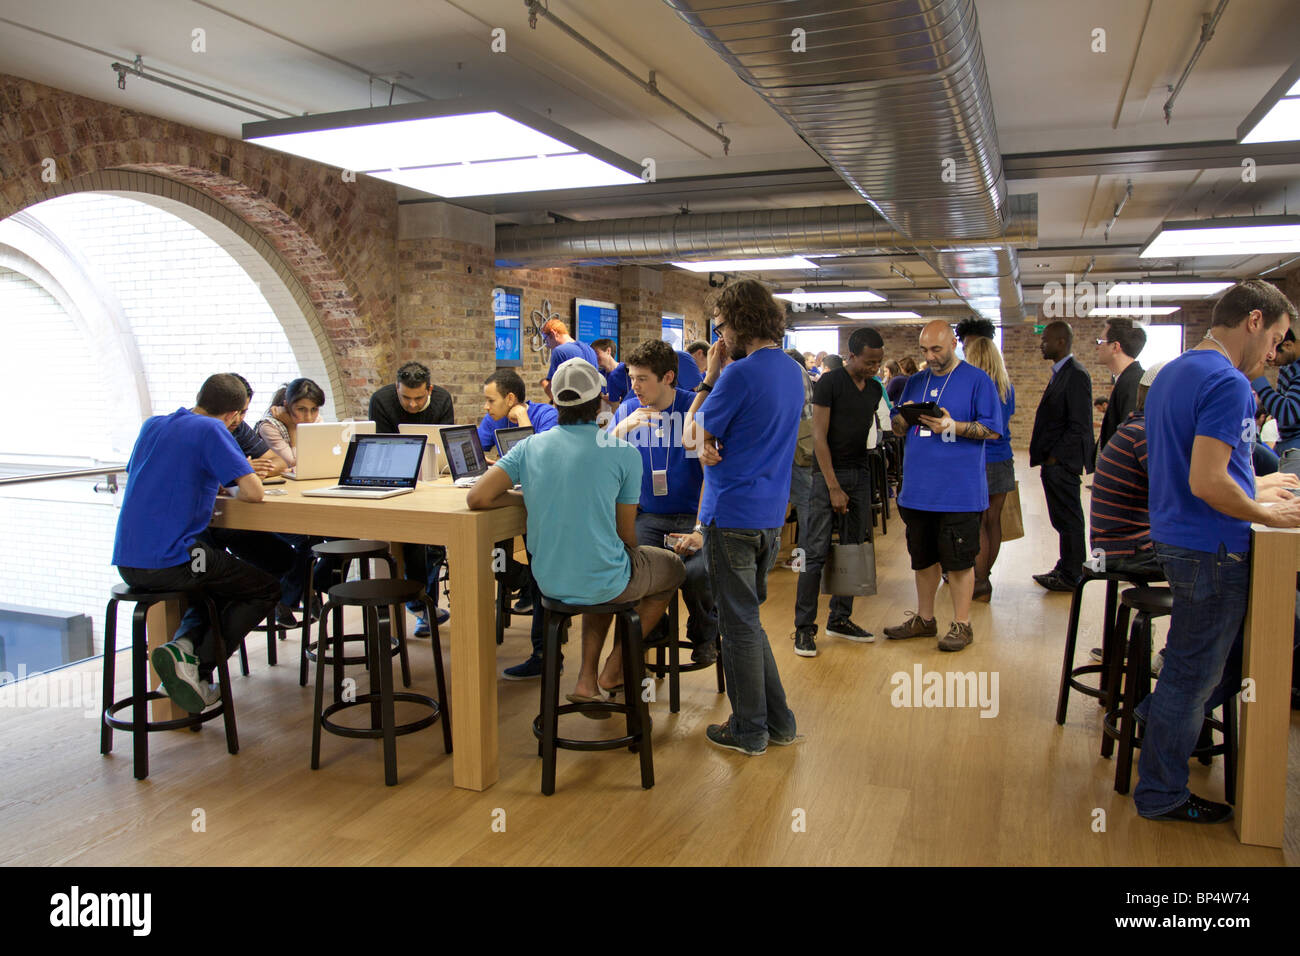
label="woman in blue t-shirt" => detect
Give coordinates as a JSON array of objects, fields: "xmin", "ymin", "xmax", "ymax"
[{"xmin": 964, "ymin": 337, "xmax": 1015, "ymax": 602}]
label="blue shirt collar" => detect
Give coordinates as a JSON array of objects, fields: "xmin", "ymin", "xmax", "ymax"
[{"xmin": 1051, "ymin": 353, "xmax": 1073, "ymax": 377}]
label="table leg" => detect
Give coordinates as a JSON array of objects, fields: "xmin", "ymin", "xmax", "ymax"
[
  {"xmin": 145, "ymin": 599, "xmax": 188, "ymax": 723},
  {"xmin": 1235, "ymin": 531, "xmax": 1294, "ymax": 847},
  {"xmin": 446, "ymin": 523, "xmax": 499, "ymax": 790}
]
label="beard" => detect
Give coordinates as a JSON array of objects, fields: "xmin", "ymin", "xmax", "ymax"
[{"xmin": 729, "ymin": 344, "xmax": 747, "ymax": 362}]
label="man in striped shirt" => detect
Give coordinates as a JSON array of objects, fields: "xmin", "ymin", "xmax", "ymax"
[
  {"xmin": 1251, "ymin": 328, "xmax": 1300, "ymax": 455},
  {"xmin": 1088, "ymin": 362, "xmax": 1166, "ymax": 579}
]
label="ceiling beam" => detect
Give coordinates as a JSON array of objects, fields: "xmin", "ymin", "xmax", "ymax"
[{"xmin": 1005, "ymin": 140, "xmax": 1300, "ymax": 180}]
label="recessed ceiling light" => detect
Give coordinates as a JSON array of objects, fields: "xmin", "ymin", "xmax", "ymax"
[
  {"xmin": 1106, "ymin": 282, "xmax": 1233, "ymax": 298},
  {"xmin": 1139, "ymin": 216, "xmax": 1300, "ymax": 258},
  {"xmin": 1089, "ymin": 306, "xmax": 1182, "ymax": 317},
  {"xmin": 1238, "ymin": 59, "xmax": 1300, "ymax": 144},
  {"xmin": 670, "ymin": 257, "xmax": 818, "ymax": 272},
  {"xmin": 244, "ymin": 99, "xmax": 643, "ymax": 197},
  {"xmin": 774, "ymin": 290, "xmax": 886, "ymax": 304}
]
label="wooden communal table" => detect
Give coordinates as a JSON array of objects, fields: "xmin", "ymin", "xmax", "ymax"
[
  {"xmin": 1237, "ymin": 523, "xmax": 1300, "ymax": 847},
  {"xmin": 200, "ymin": 478, "xmax": 525, "ymax": 791}
]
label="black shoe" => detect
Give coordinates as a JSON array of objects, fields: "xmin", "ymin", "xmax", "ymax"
[
  {"xmin": 690, "ymin": 642, "xmax": 719, "ymax": 666},
  {"xmin": 511, "ymin": 595, "xmax": 533, "ymax": 614},
  {"xmin": 1145, "ymin": 793, "xmax": 1233, "ymax": 824},
  {"xmin": 275, "ymin": 603, "xmax": 298, "ymax": 627},
  {"xmin": 1033, "ymin": 570, "xmax": 1078, "ymax": 592},
  {"xmin": 793, "ymin": 626, "xmax": 817, "ymax": 658},
  {"xmin": 825, "ymin": 618, "xmax": 874, "ymax": 643}
]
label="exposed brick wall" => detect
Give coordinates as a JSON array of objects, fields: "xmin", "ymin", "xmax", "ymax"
[{"xmin": 0, "ymin": 72, "xmax": 397, "ymax": 416}]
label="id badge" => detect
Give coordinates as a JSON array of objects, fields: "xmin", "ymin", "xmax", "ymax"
[
  {"xmin": 918, "ymin": 428, "xmax": 933, "ymax": 438},
  {"xmin": 652, "ymin": 468, "xmax": 669, "ymax": 496}
]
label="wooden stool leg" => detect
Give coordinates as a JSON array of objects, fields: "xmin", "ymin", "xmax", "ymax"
[
  {"xmin": 310, "ymin": 604, "xmax": 331, "ymax": 770},
  {"xmin": 1224, "ymin": 695, "xmax": 1238, "ymax": 805},
  {"xmin": 668, "ymin": 594, "xmax": 681, "ymax": 714},
  {"xmin": 1114, "ymin": 613, "xmax": 1149, "ymax": 795},
  {"xmin": 1101, "ymin": 603, "xmax": 1132, "ymax": 758},
  {"xmin": 237, "ymin": 637, "xmax": 250, "ymax": 677},
  {"xmin": 131, "ymin": 604, "xmax": 151, "ymax": 780},
  {"xmin": 426, "ymin": 595, "xmax": 452, "ymax": 754},
  {"xmin": 715, "ymin": 635, "xmax": 725, "ymax": 694},
  {"xmin": 622, "ymin": 611, "xmax": 654, "ymax": 789},
  {"xmin": 299, "ymin": 557, "xmax": 317, "ymax": 687},
  {"xmin": 208, "ymin": 599, "xmax": 239, "ymax": 756},
  {"xmin": 1055, "ymin": 578, "xmax": 1087, "ymax": 725}
]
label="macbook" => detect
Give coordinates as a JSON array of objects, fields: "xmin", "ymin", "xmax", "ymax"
[
  {"xmin": 285, "ymin": 421, "xmax": 376, "ymax": 480},
  {"xmin": 398, "ymin": 423, "xmax": 455, "ymax": 480},
  {"xmin": 494, "ymin": 426, "xmax": 534, "ymax": 457},
  {"xmin": 439, "ymin": 425, "xmax": 491, "ymax": 488},
  {"xmin": 301, "ymin": 433, "xmax": 426, "ymax": 499}
]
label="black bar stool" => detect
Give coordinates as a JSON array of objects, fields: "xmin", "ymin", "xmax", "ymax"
[
  {"xmin": 1055, "ymin": 566, "xmax": 1161, "ymax": 725},
  {"xmin": 299, "ymin": 540, "xmax": 408, "ymax": 693},
  {"xmin": 310, "ymin": 578, "xmax": 450, "ymax": 786},
  {"xmin": 1101, "ymin": 586, "xmax": 1238, "ymax": 800},
  {"xmin": 644, "ymin": 590, "xmax": 723, "ymax": 713},
  {"xmin": 533, "ymin": 596, "xmax": 654, "ymax": 795},
  {"xmin": 100, "ymin": 583, "xmax": 239, "ymax": 779}
]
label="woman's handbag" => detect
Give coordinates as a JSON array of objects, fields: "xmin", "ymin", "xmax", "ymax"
[{"xmin": 1000, "ymin": 482, "xmax": 1025, "ymax": 542}]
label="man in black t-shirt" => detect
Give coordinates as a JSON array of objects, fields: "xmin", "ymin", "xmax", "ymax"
[
  {"xmin": 367, "ymin": 361, "xmax": 455, "ymax": 433},
  {"xmin": 793, "ymin": 327, "xmax": 885, "ymax": 658},
  {"xmin": 367, "ymin": 361, "xmax": 455, "ymax": 634}
]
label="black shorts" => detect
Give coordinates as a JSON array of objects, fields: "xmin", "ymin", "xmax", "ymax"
[{"xmin": 897, "ymin": 506, "xmax": 982, "ymax": 572}]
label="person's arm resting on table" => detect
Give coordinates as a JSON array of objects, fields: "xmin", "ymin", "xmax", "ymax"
[
  {"xmin": 1190, "ymin": 436, "xmax": 1300, "ymax": 524},
  {"xmin": 466, "ymin": 465, "xmax": 520, "ymax": 510}
]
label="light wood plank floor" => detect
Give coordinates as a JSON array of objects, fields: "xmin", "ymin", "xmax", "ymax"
[{"xmin": 2, "ymin": 452, "xmax": 1295, "ymax": 866}]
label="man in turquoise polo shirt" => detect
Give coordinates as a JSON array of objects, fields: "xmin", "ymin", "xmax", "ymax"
[{"xmin": 468, "ymin": 358, "xmax": 685, "ymax": 701}]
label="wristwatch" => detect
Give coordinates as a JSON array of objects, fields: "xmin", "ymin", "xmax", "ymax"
[
  {"xmin": 694, "ymin": 382, "xmax": 712, "ymax": 393},
  {"xmin": 693, "ymin": 523, "xmax": 704, "ymax": 534}
]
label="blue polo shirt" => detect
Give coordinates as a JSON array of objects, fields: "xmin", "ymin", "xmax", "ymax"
[
  {"xmin": 546, "ymin": 340, "xmax": 599, "ymax": 380},
  {"xmin": 113, "ymin": 408, "xmax": 253, "ymax": 569},
  {"xmin": 497, "ymin": 424, "xmax": 642, "ymax": 605},
  {"xmin": 610, "ymin": 388, "xmax": 703, "ymax": 515},
  {"xmin": 476, "ymin": 401, "xmax": 558, "ymax": 451},
  {"xmin": 605, "ymin": 363, "xmax": 631, "ymax": 405},
  {"xmin": 1147, "ymin": 350, "xmax": 1256, "ymax": 553},
  {"xmin": 985, "ymin": 383, "xmax": 1016, "ymax": 464},
  {"xmin": 674, "ymin": 350, "xmax": 704, "ymax": 390},
  {"xmin": 695, "ymin": 347, "xmax": 805, "ymax": 529},
  {"xmin": 896, "ymin": 361, "xmax": 1001, "ymax": 513}
]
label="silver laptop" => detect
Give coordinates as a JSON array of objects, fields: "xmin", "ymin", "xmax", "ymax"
[
  {"xmin": 494, "ymin": 426, "xmax": 534, "ymax": 457},
  {"xmin": 301, "ymin": 433, "xmax": 427, "ymax": 499},
  {"xmin": 285, "ymin": 421, "xmax": 376, "ymax": 480},
  {"xmin": 398, "ymin": 423, "xmax": 455, "ymax": 481},
  {"xmin": 439, "ymin": 425, "xmax": 492, "ymax": 488}
]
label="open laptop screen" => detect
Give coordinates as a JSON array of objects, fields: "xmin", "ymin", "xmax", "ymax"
[
  {"xmin": 439, "ymin": 425, "xmax": 489, "ymax": 480},
  {"xmin": 338, "ymin": 434, "xmax": 426, "ymax": 488},
  {"xmin": 495, "ymin": 426, "xmax": 534, "ymax": 456}
]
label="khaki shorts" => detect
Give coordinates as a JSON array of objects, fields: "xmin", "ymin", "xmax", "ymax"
[{"xmin": 608, "ymin": 545, "xmax": 686, "ymax": 605}]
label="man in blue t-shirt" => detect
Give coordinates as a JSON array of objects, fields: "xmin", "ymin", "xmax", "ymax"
[
  {"xmin": 602, "ymin": 348, "xmax": 703, "ymax": 410},
  {"xmin": 883, "ymin": 320, "xmax": 1001, "ymax": 653},
  {"xmin": 1137, "ymin": 280, "xmax": 1300, "ymax": 825},
  {"xmin": 687, "ymin": 280, "xmax": 805, "ymax": 756},
  {"xmin": 477, "ymin": 368, "xmax": 558, "ymax": 453},
  {"xmin": 608, "ymin": 339, "xmax": 717, "ymax": 665},
  {"xmin": 541, "ymin": 319, "xmax": 599, "ymax": 402},
  {"xmin": 113, "ymin": 374, "xmax": 280, "ymax": 714},
  {"xmin": 469, "ymin": 358, "xmax": 685, "ymax": 697}
]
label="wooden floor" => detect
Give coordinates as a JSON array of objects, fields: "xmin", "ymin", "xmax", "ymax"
[{"xmin": 2, "ymin": 451, "xmax": 1296, "ymax": 866}]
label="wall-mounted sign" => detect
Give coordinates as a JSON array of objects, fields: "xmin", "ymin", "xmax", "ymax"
[
  {"xmin": 493, "ymin": 286, "xmax": 523, "ymax": 366},
  {"xmin": 574, "ymin": 298, "xmax": 619, "ymax": 348}
]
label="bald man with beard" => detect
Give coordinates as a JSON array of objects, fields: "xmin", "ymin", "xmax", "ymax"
[{"xmin": 884, "ymin": 320, "xmax": 1001, "ymax": 652}]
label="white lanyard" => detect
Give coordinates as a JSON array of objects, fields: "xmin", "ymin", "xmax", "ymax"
[{"xmin": 917, "ymin": 363, "xmax": 958, "ymax": 436}]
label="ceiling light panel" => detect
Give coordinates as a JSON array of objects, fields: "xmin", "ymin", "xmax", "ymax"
[
  {"xmin": 671, "ymin": 257, "xmax": 818, "ymax": 271},
  {"xmin": 775, "ymin": 291, "xmax": 886, "ymax": 304},
  {"xmin": 1089, "ymin": 307, "xmax": 1181, "ymax": 317},
  {"xmin": 1139, "ymin": 217, "xmax": 1300, "ymax": 258},
  {"xmin": 1106, "ymin": 282, "xmax": 1233, "ymax": 298}
]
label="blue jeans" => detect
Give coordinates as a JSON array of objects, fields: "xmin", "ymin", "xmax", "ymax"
[
  {"xmin": 635, "ymin": 512, "xmax": 717, "ymax": 646},
  {"xmin": 794, "ymin": 465, "xmax": 872, "ymax": 629},
  {"xmin": 1133, "ymin": 542, "xmax": 1248, "ymax": 816},
  {"xmin": 703, "ymin": 523, "xmax": 796, "ymax": 750},
  {"xmin": 1276, "ymin": 434, "xmax": 1300, "ymax": 456}
]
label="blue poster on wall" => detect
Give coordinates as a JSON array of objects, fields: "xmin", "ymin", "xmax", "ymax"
[
  {"xmin": 574, "ymin": 298, "xmax": 619, "ymax": 348},
  {"xmin": 493, "ymin": 286, "xmax": 522, "ymax": 366}
]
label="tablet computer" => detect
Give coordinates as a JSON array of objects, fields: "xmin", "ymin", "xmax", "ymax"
[{"xmin": 895, "ymin": 402, "xmax": 942, "ymax": 426}]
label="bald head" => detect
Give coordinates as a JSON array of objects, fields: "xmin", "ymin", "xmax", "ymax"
[
  {"xmin": 918, "ymin": 320, "xmax": 959, "ymax": 374},
  {"xmin": 1040, "ymin": 320, "xmax": 1073, "ymax": 362}
]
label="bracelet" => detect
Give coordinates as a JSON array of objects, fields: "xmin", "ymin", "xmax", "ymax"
[{"xmin": 695, "ymin": 382, "xmax": 713, "ymax": 393}]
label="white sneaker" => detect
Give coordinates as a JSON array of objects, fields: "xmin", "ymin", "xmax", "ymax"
[{"xmin": 151, "ymin": 641, "xmax": 215, "ymax": 713}]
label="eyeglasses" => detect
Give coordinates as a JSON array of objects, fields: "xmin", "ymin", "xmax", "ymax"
[
  {"xmin": 1095, "ymin": 338, "xmax": 1115, "ymax": 346},
  {"xmin": 712, "ymin": 320, "xmax": 727, "ymax": 337}
]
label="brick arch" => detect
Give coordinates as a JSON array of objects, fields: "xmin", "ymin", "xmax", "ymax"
[{"xmin": 0, "ymin": 73, "xmax": 398, "ymax": 415}]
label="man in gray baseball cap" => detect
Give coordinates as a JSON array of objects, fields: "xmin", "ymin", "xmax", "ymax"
[{"xmin": 468, "ymin": 357, "xmax": 685, "ymax": 698}]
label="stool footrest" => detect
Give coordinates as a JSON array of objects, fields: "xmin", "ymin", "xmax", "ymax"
[
  {"xmin": 531, "ymin": 710, "xmax": 647, "ymax": 751},
  {"xmin": 105, "ymin": 692, "xmax": 225, "ymax": 733},
  {"xmin": 319, "ymin": 694, "xmax": 440, "ymax": 740},
  {"xmin": 1066, "ymin": 662, "xmax": 1107, "ymax": 700}
]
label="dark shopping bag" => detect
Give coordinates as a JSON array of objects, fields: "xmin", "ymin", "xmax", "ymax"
[{"xmin": 820, "ymin": 515, "xmax": 877, "ymax": 597}]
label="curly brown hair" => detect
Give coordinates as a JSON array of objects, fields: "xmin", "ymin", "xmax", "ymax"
[{"xmin": 714, "ymin": 279, "xmax": 786, "ymax": 347}]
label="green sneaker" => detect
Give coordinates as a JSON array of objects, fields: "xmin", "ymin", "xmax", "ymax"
[{"xmin": 150, "ymin": 641, "xmax": 217, "ymax": 713}]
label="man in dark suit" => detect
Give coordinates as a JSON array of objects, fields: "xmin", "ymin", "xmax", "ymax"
[
  {"xmin": 1030, "ymin": 320, "xmax": 1095, "ymax": 591},
  {"xmin": 1093, "ymin": 318, "xmax": 1145, "ymax": 466}
]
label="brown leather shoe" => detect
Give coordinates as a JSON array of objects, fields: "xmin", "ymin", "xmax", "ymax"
[
  {"xmin": 883, "ymin": 612, "xmax": 938, "ymax": 640},
  {"xmin": 972, "ymin": 579, "xmax": 993, "ymax": 602},
  {"xmin": 938, "ymin": 621, "xmax": 974, "ymax": 652}
]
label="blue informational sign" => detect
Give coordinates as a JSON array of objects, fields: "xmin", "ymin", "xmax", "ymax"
[
  {"xmin": 662, "ymin": 313, "xmax": 685, "ymax": 350},
  {"xmin": 574, "ymin": 298, "xmax": 619, "ymax": 348},
  {"xmin": 493, "ymin": 286, "xmax": 522, "ymax": 366}
]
